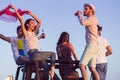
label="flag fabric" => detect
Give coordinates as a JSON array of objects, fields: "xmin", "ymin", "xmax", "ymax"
[{"xmin": 0, "ymin": 5, "xmax": 28, "ymax": 22}]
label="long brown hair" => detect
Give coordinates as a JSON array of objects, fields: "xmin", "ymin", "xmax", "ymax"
[
  {"xmin": 57, "ymin": 32, "xmax": 69, "ymax": 45},
  {"xmin": 25, "ymin": 18, "xmax": 39, "ymax": 35}
]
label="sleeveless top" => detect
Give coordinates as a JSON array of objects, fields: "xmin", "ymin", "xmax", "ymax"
[
  {"xmin": 25, "ymin": 31, "xmax": 38, "ymax": 52},
  {"xmin": 57, "ymin": 44, "xmax": 74, "ymax": 76}
]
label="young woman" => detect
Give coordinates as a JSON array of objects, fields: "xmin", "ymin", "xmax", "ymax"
[
  {"xmin": 10, "ymin": 4, "xmax": 56, "ymax": 79},
  {"xmin": 56, "ymin": 31, "xmax": 79, "ymax": 80}
]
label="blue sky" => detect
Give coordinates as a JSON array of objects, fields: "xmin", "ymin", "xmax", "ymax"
[{"xmin": 0, "ymin": 0, "xmax": 120, "ymax": 80}]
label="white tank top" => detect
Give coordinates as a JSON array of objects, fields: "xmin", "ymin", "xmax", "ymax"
[{"xmin": 26, "ymin": 31, "xmax": 38, "ymax": 52}]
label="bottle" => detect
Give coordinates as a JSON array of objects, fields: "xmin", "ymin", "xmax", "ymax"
[{"xmin": 42, "ymin": 29, "xmax": 45, "ymax": 39}]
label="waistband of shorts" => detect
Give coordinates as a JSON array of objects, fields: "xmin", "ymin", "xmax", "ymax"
[
  {"xmin": 28, "ymin": 49, "xmax": 38, "ymax": 54},
  {"xmin": 88, "ymin": 40, "xmax": 99, "ymax": 44}
]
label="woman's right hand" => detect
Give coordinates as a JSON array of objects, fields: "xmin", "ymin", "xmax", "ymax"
[{"xmin": 9, "ymin": 4, "xmax": 16, "ymax": 10}]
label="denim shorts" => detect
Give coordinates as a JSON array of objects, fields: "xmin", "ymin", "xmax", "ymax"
[
  {"xmin": 28, "ymin": 49, "xmax": 56, "ymax": 66},
  {"xmin": 16, "ymin": 56, "xmax": 30, "ymax": 65}
]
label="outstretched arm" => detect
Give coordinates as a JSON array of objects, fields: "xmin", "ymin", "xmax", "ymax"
[
  {"xmin": 69, "ymin": 42, "xmax": 79, "ymax": 60},
  {"xmin": 27, "ymin": 11, "xmax": 42, "ymax": 35},
  {"xmin": 10, "ymin": 4, "xmax": 28, "ymax": 38},
  {"xmin": 0, "ymin": 34, "xmax": 11, "ymax": 43}
]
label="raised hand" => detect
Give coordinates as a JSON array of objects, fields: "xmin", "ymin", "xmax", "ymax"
[{"xmin": 9, "ymin": 4, "xmax": 16, "ymax": 10}]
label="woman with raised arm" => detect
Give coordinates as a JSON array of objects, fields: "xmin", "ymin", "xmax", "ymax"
[{"xmin": 10, "ymin": 4, "xmax": 56, "ymax": 80}]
